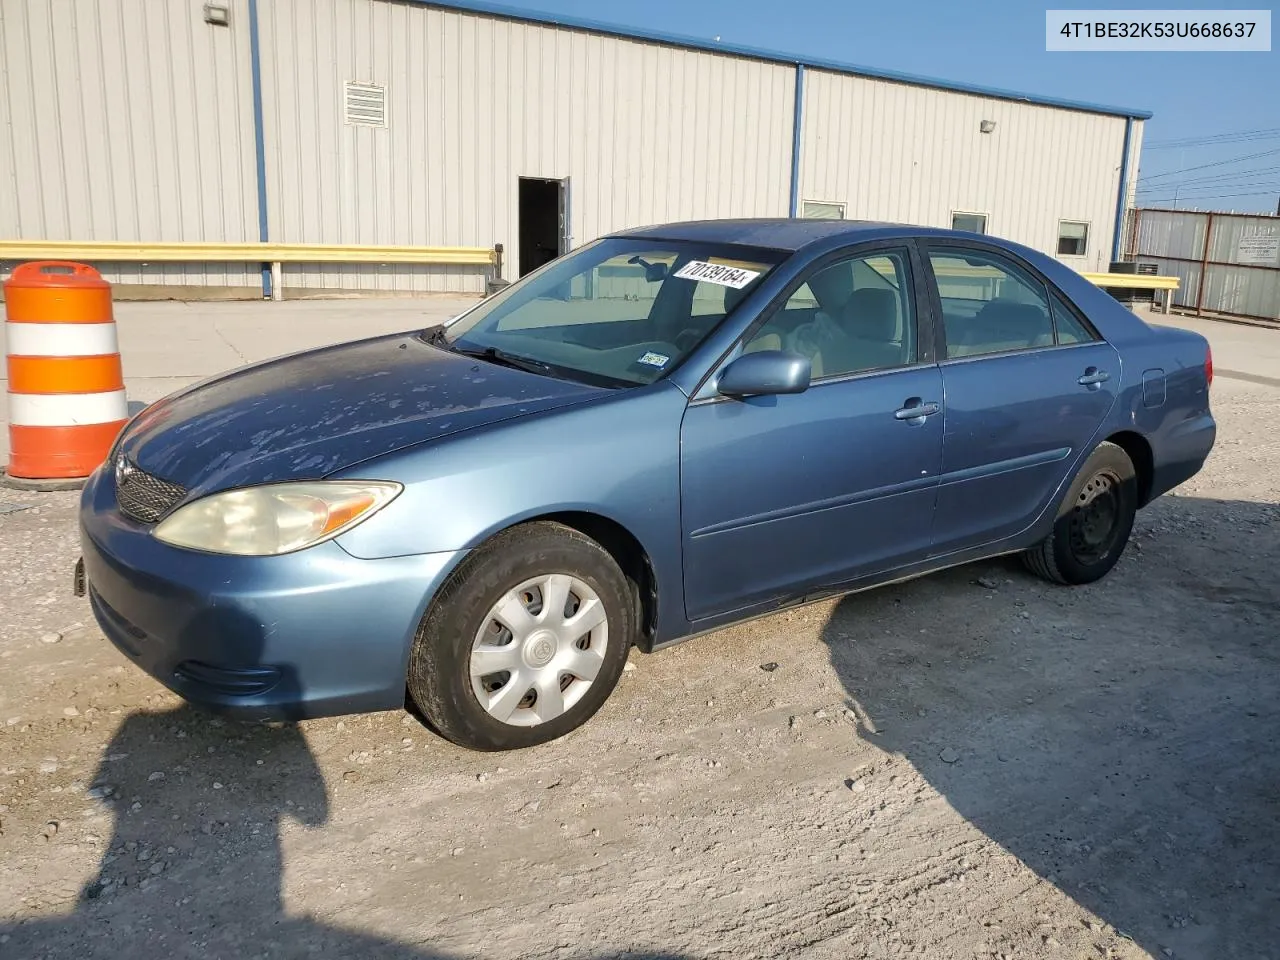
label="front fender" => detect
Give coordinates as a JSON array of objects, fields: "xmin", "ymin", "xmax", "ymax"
[{"xmin": 331, "ymin": 381, "xmax": 691, "ymax": 641}]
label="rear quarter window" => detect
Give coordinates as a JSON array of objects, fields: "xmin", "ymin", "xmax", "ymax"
[{"xmin": 1050, "ymin": 291, "xmax": 1099, "ymax": 345}]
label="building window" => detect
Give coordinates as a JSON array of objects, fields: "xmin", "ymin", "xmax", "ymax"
[
  {"xmin": 1057, "ymin": 220, "xmax": 1089, "ymax": 257},
  {"xmin": 801, "ymin": 200, "xmax": 845, "ymax": 220},
  {"xmin": 951, "ymin": 212, "xmax": 987, "ymax": 234}
]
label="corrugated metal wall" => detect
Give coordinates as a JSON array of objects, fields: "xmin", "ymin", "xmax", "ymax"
[
  {"xmin": 259, "ymin": 0, "xmax": 796, "ymax": 293},
  {"xmin": 1133, "ymin": 208, "xmax": 1280, "ymax": 321},
  {"xmin": 3, "ymin": 0, "xmax": 1141, "ymax": 297},
  {"xmin": 0, "ymin": 0, "xmax": 261, "ymax": 290},
  {"xmin": 798, "ymin": 69, "xmax": 1133, "ymax": 271},
  {"xmin": 1123, "ymin": 122, "xmax": 1145, "ymax": 237}
]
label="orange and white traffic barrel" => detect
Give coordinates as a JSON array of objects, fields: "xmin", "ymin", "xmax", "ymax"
[{"xmin": 4, "ymin": 261, "xmax": 127, "ymax": 487}]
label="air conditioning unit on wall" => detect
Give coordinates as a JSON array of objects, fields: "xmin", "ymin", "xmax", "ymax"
[{"xmin": 1107, "ymin": 260, "xmax": 1160, "ymax": 305}]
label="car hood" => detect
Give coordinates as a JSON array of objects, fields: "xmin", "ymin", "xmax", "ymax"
[{"xmin": 117, "ymin": 332, "xmax": 607, "ymax": 493}]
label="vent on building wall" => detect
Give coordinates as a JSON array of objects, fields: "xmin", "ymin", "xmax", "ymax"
[{"xmin": 344, "ymin": 81, "xmax": 387, "ymax": 127}]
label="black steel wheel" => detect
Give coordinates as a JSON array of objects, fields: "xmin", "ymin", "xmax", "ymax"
[{"xmin": 1024, "ymin": 441, "xmax": 1137, "ymax": 585}]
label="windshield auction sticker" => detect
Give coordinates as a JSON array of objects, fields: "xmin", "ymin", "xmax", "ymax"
[{"xmin": 672, "ymin": 260, "xmax": 762, "ymax": 289}]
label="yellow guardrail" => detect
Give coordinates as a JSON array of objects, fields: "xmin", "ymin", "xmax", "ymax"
[
  {"xmin": 0, "ymin": 240, "xmax": 503, "ymax": 301},
  {"xmin": 1080, "ymin": 272, "xmax": 1179, "ymax": 291},
  {"xmin": 0, "ymin": 240, "xmax": 498, "ymax": 266}
]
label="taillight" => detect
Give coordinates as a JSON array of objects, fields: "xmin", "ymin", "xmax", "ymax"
[{"xmin": 1206, "ymin": 346, "xmax": 1214, "ymax": 388}]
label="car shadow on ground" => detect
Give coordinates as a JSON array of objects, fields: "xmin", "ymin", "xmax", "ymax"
[
  {"xmin": 822, "ymin": 494, "xmax": 1280, "ymax": 960},
  {"xmin": 0, "ymin": 630, "xmax": 689, "ymax": 960}
]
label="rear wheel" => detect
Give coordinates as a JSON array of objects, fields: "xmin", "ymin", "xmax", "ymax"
[
  {"xmin": 407, "ymin": 522, "xmax": 635, "ymax": 751},
  {"xmin": 1024, "ymin": 441, "xmax": 1137, "ymax": 585}
]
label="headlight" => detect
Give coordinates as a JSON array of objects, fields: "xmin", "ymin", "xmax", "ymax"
[{"xmin": 153, "ymin": 481, "xmax": 401, "ymax": 556}]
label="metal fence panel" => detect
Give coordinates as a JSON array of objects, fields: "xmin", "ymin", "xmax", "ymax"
[
  {"xmin": 1131, "ymin": 208, "xmax": 1280, "ymax": 321},
  {"xmin": 1208, "ymin": 215, "xmax": 1280, "ymax": 269}
]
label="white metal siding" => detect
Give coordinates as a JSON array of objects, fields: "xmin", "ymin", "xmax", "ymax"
[
  {"xmin": 1124, "ymin": 120, "xmax": 1145, "ymax": 235},
  {"xmin": 3, "ymin": 0, "xmax": 1144, "ymax": 299},
  {"xmin": 798, "ymin": 69, "xmax": 1128, "ymax": 269},
  {"xmin": 258, "ymin": 0, "xmax": 796, "ymax": 293},
  {"xmin": 0, "ymin": 0, "xmax": 261, "ymax": 289}
]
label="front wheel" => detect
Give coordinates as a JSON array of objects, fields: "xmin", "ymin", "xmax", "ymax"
[
  {"xmin": 1024, "ymin": 441, "xmax": 1137, "ymax": 585},
  {"xmin": 407, "ymin": 522, "xmax": 635, "ymax": 751}
]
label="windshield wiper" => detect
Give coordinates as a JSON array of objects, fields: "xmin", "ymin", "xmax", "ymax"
[{"xmin": 450, "ymin": 343, "xmax": 556, "ymax": 376}]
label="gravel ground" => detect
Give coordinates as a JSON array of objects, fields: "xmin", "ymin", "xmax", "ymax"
[{"xmin": 0, "ymin": 376, "xmax": 1276, "ymax": 960}]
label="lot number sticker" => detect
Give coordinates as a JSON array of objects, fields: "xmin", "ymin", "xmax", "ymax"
[{"xmin": 672, "ymin": 260, "xmax": 761, "ymax": 289}]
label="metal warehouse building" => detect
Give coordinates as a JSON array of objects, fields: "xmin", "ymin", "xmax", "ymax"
[{"xmin": 1, "ymin": 0, "xmax": 1149, "ymax": 298}]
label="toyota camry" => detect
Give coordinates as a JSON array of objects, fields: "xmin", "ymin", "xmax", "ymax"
[{"xmin": 78, "ymin": 220, "xmax": 1216, "ymax": 750}]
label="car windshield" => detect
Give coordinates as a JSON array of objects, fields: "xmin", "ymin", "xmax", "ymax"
[{"xmin": 431, "ymin": 237, "xmax": 786, "ymax": 387}]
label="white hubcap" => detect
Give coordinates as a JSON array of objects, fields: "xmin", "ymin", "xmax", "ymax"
[{"xmin": 470, "ymin": 573, "xmax": 609, "ymax": 727}]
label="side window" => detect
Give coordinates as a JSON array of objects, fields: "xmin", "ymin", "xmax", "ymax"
[
  {"xmin": 744, "ymin": 249, "xmax": 916, "ymax": 379},
  {"xmin": 928, "ymin": 248, "xmax": 1055, "ymax": 359},
  {"xmin": 1050, "ymin": 291, "xmax": 1097, "ymax": 345}
]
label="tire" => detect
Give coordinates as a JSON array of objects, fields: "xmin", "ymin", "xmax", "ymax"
[
  {"xmin": 1023, "ymin": 440, "xmax": 1138, "ymax": 586},
  {"xmin": 407, "ymin": 521, "xmax": 635, "ymax": 751}
]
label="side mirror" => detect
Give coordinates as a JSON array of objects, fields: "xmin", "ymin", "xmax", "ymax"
[{"xmin": 717, "ymin": 350, "xmax": 811, "ymax": 398}]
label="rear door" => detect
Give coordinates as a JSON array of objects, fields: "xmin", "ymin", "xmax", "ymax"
[{"xmin": 923, "ymin": 242, "xmax": 1122, "ymax": 556}]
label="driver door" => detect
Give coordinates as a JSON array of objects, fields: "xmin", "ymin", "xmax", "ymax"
[{"xmin": 679, "ymin": 244, "xmax": 945, "ymax": 621}]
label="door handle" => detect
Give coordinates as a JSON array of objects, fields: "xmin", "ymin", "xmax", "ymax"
[
  {"xmin": 894, "ymin": 399, "xmax": 941, "ymax": 421},
  {"xmin": 1078, "ymin": 368, "xmax": 1111, "ymax": 387}
]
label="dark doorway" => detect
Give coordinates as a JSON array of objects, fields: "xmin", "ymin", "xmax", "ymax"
[{"xmin": 518, "ymin": 177, "xmax": 565, "ymax": 276}]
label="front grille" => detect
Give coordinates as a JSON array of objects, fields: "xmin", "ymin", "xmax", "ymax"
[{"xmin": 113, "ymin": 455, "xmax": 187, "ymax": 524}]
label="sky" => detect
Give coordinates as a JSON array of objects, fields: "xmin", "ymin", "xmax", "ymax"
[{"xmin": 490, "ymin": 0, "xmax": 1280, "ymax": 214}]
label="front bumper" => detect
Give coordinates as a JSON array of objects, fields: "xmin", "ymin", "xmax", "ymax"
[{"xmin": 78, "ymin": 466, "xmax": 462, "ymax": 720}]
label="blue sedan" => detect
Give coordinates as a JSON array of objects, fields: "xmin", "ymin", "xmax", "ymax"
[{"xmin": 79, "ymin": 220, "xmax": 1216, "ymax": 750}]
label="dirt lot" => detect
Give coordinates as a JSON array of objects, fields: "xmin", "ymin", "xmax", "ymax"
[{"xmin": 0, "ymin": 317, "xmax": 1277, "ymax": 960}]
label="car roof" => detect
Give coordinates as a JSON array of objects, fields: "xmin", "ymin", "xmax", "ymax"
[{"xmin": 610, "ymin": 218, "xmax": 962, "ymax": 252}]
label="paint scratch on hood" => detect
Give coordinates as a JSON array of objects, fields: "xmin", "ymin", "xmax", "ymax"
[{"xmin": 118, "ymin": 332, "xmax": 607, "ymax": 494}]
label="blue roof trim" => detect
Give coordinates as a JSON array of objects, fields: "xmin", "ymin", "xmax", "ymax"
[{"xmin": 410, "ymin": 0, "xmax": 1153, "ymax": 120}]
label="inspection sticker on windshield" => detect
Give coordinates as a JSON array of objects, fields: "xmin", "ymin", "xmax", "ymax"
[
  {"xmin": 636, "ymin": 351, "xmax": 670, "ymax": 368},
  {"xmin": 672, "ymin": 260, "xmax": 761, "ymax": 289}
]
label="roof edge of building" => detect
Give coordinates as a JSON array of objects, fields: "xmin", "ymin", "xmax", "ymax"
[{"xmin": 407, "ymin": 0, "xmax": 1154, "ymax": 120}]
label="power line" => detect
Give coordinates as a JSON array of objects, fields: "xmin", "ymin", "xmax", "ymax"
[
  {"xmin": 1140, "ymin": 190, "xmax": 1280, "ymax": 203},
  {"xmin": 1140, "ymin": 178, "xmax": 1280, "ymax": 194},
  {"xmin": 1140, "ymin": 189, "xmax": 1280, "ymax": 203},
  {"xmin": 1159, "ymin": 180, "xmax": 1280, "ymax": 195},
  {"xmin": 1145, "ymin": 126, "xmax": 1280, "ymax": 149},
  {"xmin": 1137, "ymin": 146, "xmax": 1280, "ymax": 182},
  {"xmin": 1164, "ymin": 165, "xmax": 1280, "ymax": 185},
  {"xmin": 1146, "ymin": 125, "xmax": 1280, "ymax": 145},
  {"xmin": 1139, "ymin": 168, "xmax": 1280, "ymax": 192}
]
